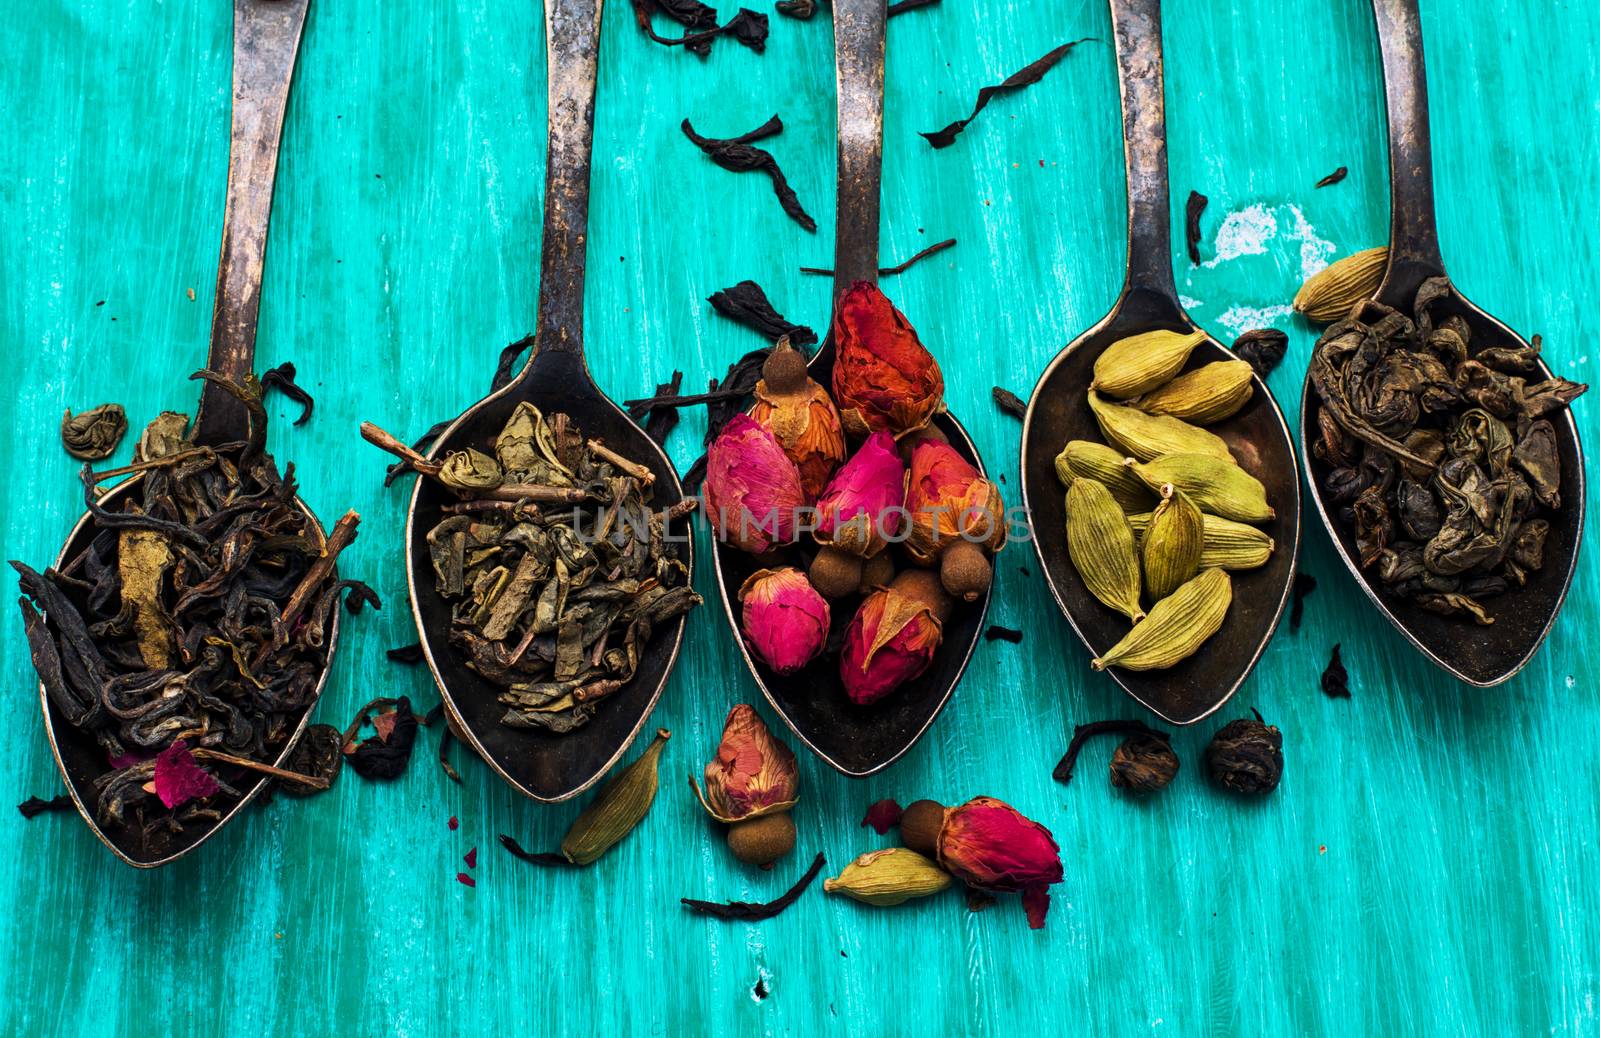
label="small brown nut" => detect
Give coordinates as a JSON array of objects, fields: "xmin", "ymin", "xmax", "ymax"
[
  {"xmin": 889, "ymin": 568, "xmax": 953, "ymax": 624},
  {"xmin": 898, "ymin": 799, "xmax": 946, "ymax": 857},
  {"xmin": 939, "ymin": 540, "xmax": 992, "ymax": 602},
  {"xmin": 858, "ymin": 551, "xmax": 895, "ymax": 593},
  {"xmin": 727, "ymin": 812, "xmax": 797, "ymax": 868},
  {"xmin": 809, "ymin": 545, "xmax": 863, "ymax": 599}
]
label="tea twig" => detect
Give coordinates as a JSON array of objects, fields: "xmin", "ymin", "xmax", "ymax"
[
  {"xmin": 190, "ymin": 748, "xmax": 330, "ymax": 790},
  {"xmin": 258, "ymin": 510, "xmax": 361, "ymax": 667}
]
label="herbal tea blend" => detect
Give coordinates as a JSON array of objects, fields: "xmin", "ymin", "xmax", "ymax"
[
  {"xmin": 1307, "ymin": 278, "xmax": 1585, "ymax": 624},
  {"xmin": 377, "ymin": 403, "xmax": 701, "ymax": 734},
  {"xmin": 13, "ymin": 377, "xmax": 369, "ymax": 850}
]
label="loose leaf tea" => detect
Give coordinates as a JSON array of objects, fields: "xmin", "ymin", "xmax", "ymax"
[
  {"xmin": 61, "ymin": 404, "xmax": 128, "ymax": 461},
  {"xmin": 1320, "ymin": 643, "xmax": 1349, "ymax": 698},
  {"xmin": 1109, "ymin": 734, "xmax": 1179, "ymax": 794},
  {"xmin": 800, "ymin": 237, "xmax": 957, "ymax": 277},
  {"xmin": 13, "ymin": 385, "xmax": 367, "ymax": 852},
  {"xmin": 629, "ymin": 0, "xmax": 768, "ymax": 56},
  {"xmin": 498, "ymin": 833, "xmax": 577, "ymax": 867},
  {"xmin": 991, "ymin": 387, "xmax": 1026, "ymax": 419},
  {"xmin": 1290, "ymin": 572, "xmax": 1317, "ymax": 631},
  {"xmin": 17, "ymin": 795, "xmax": 73, "ymax": 819},
  {"xmin": 278, "ymin": 723, "xmax": 343, "ymax": 796},
  {"xmin": 1308, "ymin": 279, "xmax": 1586, "ymax": 623},
  {"xmin": 642, "ymin": 371, "xmax": 684, "ymax": 446},
  {"xmin": 1053, "ymin": 719, "xmax": 1169, "ymax": 784},
  {"xmin": 681, "ymin": 852, "xmax": 826, "ymax": 920},
  {"xmin": 920, "ymin": 39, "xmax": 1092, "ymax": 148},
  {"xmin": 386, "ymin": 643, "xmax": 424, "ymax": 665},
  {"xmin": 984, "ymin": 624, "xmax": 1023, "ymax": 643},
  {"xmin": 342, "ymin": 697, "xmax": 419, "ymax": 780},
  {"xmin": 1205, "ymin": 709, "xmax": 1283, "ymax": 795},
  {"xmin": 682, "ymin": 117, "xmax": 815, "ymax": 231},
  {"xmin": 1184, "ymin": 191, "xmax": 1207, "ymax": 265},
  {"xmin": 261, "ymin": 361, "xmax": 313, "ymax": 426},
  {"xmin": 1232, "ymin": 328, "xmax": 1288, "ymax": 379},
  {"xmin": 381, "ymin": 404, "xmax": 701, "ymax": 734},
  {"xmin": 1315, "ymin": 166, "xmax": 1348, "ymax": 188},
  {"xmin": 706, "ymin": 280, "xmax": 817, "ymax": 346}
]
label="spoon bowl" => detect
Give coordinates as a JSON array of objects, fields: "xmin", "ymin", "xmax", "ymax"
[
  {"xmin": 1020, "ymin": 0, "xmax": 1300, "ymax": 725},
  {"xmin": 1297, "ymin": 0, "xmax": 1584, "ymax": 686}
]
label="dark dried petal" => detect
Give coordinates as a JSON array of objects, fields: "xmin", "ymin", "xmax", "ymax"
[
  {"xmin": 1184, "ymin": 191, "xmax": 1207, "ymax": 265},
  {"xmin": 682, "ymin": 118, "xmax": 814, "ymax": 231},
  {"xmin": 1320, "ymin": 644, "xmax": 1349, "ymax": 698},
  {"xmin": 1232, "ymin": 328, "xmax": 1287, "ymax": 378},
  {"xmin": 920, "ymin": 39, "xmax": 1091, "ymax": 149},
  {"xmin": 1315, "ymin": 166, "xmax": 1348, "ymax": 188},
  {"xmin": 860, "ymin": 799, "xmax": 903, "ymax": 834}
]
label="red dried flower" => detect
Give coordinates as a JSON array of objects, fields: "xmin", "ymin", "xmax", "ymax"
[
  {"xmin": 937, "ymin": 796, "xmax": 1063, "ymax": 929},
  {"xmin": 152, "ymin": 741, "xmax": 220, "ymax": 809},
  {"xmin": 839, "ymin": 587, "xmax": 943, "ymax": 705},
  {"xmin": 692, "ymin": 704, "xmax": 800, "ymax": 823},
  {"xmin": 815, "ymin": 430, "xmax": 906, "ymax": 558},
  {"xmin": 738, "ymin": 567, "xmax": 830, "ymax": 674},
  {"xmin": 703, "ymin": 414, "xmax": 807, "ymax": 553},
  {"xmin": 464, "ymin": 847, "xmax": 478, "ymax": 869},
  {"xmin": 904, "ymin": 440, "xmax": 1006, "ymax": 564},
  {"xmin": 861, "ymin": 798, "xmax": 904, "ymax": 834},
  {"xmin": 831, "ymin": 282, "xmax": 945, "ymax": 437},
  {"xmin": 748, "ymin": 340, "xmax": 847, "ymax": 501},
  {"xmin": 456, "ymin": 872, "xmax": 476, "ymax": 888}
]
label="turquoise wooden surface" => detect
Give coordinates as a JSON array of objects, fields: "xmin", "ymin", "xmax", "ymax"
[{"xmin": 2, "ymin": 0, "xmax": 1597, "ymax": 1032}]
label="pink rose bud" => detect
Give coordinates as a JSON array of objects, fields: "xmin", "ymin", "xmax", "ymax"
[
  {"xmin": 839, "ymin": 587, "xmax": 943, "ymax": 705},
  {"xmin": 703, "ymin": 414, "xmax": 807, "ymax": 554},
  {"xmin": 830, "ymin": 282, "xmax": 946, "ymax": 437},
  {"xmin": 738, "ymin": 567, "xmax": 829, "ymax": 675},
  {"xmin": 905, "ymin": 440, "xmax": 1006, "ymax": 564},
  {"xmin": 937, "ymin": 796, "xmax": 1063, "ymax": 929},
  {"xmin": 692, "ymin": 704, "xmax": 800, "ymax": 823},
  {"xmin": 815, "ymin": 430, "xmax": 906, "ymax": 558}
]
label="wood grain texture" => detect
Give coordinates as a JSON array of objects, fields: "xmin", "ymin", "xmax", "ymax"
[{"xmin": 2, "ymin": 0, "xmax": 1597, "ymax": 1033}]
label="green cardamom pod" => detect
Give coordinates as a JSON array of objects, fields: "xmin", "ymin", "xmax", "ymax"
[
  {"xmin": 559, "ymin": 728, "xmax": 670, "ymax": 865},
  {"xmin": 1128, "ymin": 511, "xmax": 1276, "ymax": 570},
  {"xmin": 1135, "ymin": 360, "xmax": 1255, "ymax": 425},
  {"xmin": 1091, "ymin": 328, "xmax": 1208, "ymax": 398},
  {"xmin": 1064, "ymin": 478, "xmax": 1145, "ymax": 624},
  {"xmin": 1293, "ymin": 246, "xmax": 1387, "ymax": 323},
  {"xmin": 1054, "ymin": 440, "xmax": 1154, "ymax": 512},
  {"xmin": 1093, "ymin": 569, "xmax": 1232, "ymax": 671},
  {"xmin": 1088, "ymin": 391, "xmax": 1232, "ymax": 462},
  {"xmin": 1128, "ymin": 454, "xmax": 1274, "ymax": 523},
  {"xmin": 823, "ymin": 848, "xmax": 953, "ymax": 906},
  {"xmin": 1142, "ymin": 484, "xmax": 1204, "ymax": 600}
]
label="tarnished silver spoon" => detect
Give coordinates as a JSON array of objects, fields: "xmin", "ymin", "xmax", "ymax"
[
  {"xmin": 366, "ymin": 0, "xmax": 691, "ymax": 802},
  {"xmin": 1020, "ymin": 0, "xmax": 1301, "ymax": 726},
  {"xmin": 1297, "ymin": 0, "xmax": 1584, "ymax": 686},
  {"xmin": 36, "ymin": 0, "xmax": 340, "ymax": 867},
  {"xmin": 707, "ymin": 0, "xmax": 991, "ymax": 777}
]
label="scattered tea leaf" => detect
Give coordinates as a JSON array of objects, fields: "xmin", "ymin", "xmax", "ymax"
[
  {"xmin": 984, "ymin": 625, "xmax": 1023, "ymax": 643},
  {"xmin": 800, "ymin": 237, "xmax": 957, "ymax": 277},
  {"xmin": 261, "ymin": 361, "xmax": 314, "ymax": 426},
  {"xmin": 1054, "ymin": 719, "xmax": 1168, "ymax": 784},
  {"xmin": 643, "ymin": 371, "xmax": 684, "ymax": 445},
  {"xmin": 343, "ymin": 696, "xmax": 419, "ymax": 780},
  {"xmin": 630, "ymin": 0, "xmax": 768, "ymax": 56},
  {"xmin": 991, "ymin": 386, "xmax": 1026, "ymax": 419},
  {"xmin": 60, "ymin": 403, "xmax": 128, "ymax": 460},
  {"xmin": 1290, "ymin": 573, "xmax": 1318, "ymax": 631},
  {"xmin": 17, "ymin": 795, "xmax": 73, "ymax": 819},
  {"xmin": 920, "ymin": 39, "xmax": 1092, "ymax": 149},
  {"xmin": 683, "ymin": 117, "xmax": 815, "ymax": 231},
  {"xmin": 681, "ymin": 852, "xmax": 826, "ymax": 920},
  {"xmin": 1315, "ymin": 166, "xmax": 1348, "ymax": 188},
  {"xmin": 438, "ymin": 726, "xmax": 462, "ymax": 784},
  {"xmin": 861, "ymin": 799, "xmax": 903, "ymax": 834},
  {"xmin": 707, "ymin": 280, "xmax": 817, "ymax": 345},
  {"xmin": 387, "ymin": 643, "xmax": 424, "ymax": 665},
  {"xmin": 1232, "ymin": 328, "xmax": 1288, "ymax": 378},
  {"xmin": 499, "ymin": 833, "xmax": 577, "ymax": 867},
  {"xmin": 491, "ymin": 333, "xmax": 536, "ymax": 393},
  {"xmin": 1184, "ymin": 191, "xmax": 1207, "ymax": 265},
  {"xmin": 1321, "ymin": 644, "xmax": 1349, "ymax": 698},
  {"xmin": 278, "ymin": 724, "xmax": 344, "ymax": 798}
]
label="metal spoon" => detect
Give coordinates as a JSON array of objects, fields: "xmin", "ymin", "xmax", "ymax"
[
  {"xmin": 1297, "ymin": 0, "xmax": 1584, "ymax": 686},
  {"xmin": 40, "ymin": 0, "xmax": 336, "ymax": 867},
  {"xmin": 384, "ymin": 0, "xmax": 691, "ymax": 802},
  {"xmin": 1020, "ymin": 0, "xmax": 1301, "ymax": 726},
  {"xmin": 707, "ymin": 0, "xmax": 990, "ymax": 777}
]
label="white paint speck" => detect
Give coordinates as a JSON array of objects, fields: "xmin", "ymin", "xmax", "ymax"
[
  {"xmin": 1215, "ymin": 303, "xmax": 1294, "ymax": 337},
  {"xmin": 1204, "ymin": 204, "xmax": 1277, "ymax": 268},
  {"xmin": 1284, "ymin": 204, "xmax": 1338, "ymax": 280},
  {"xmin": 1179, "ymin": 295, "xmax": 1203, "ymax": 310}
]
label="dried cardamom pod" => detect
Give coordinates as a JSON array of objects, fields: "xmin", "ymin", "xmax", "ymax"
[
  {"xmin": 1128, "ymin": 454, "xmax": 1274, "ymax": 523},
  {"xmin": 60, "ymin": 403, "xmax": 128, "ymax": 460},
  {"xmin": 1064, "ymin": 478, "xmax": 1145, "ymax": 623},
  {"xmin": 823, "ymin": 847, "xmax": 953, "ymax": 906},
  {"xmin": 559, "ymin": 728, "xmax": 670, "ymax": 865},
  {"xmin": 1141, "ymin": 484, "xmax": 1203, "ymax": 600},
  {"xmin": 438, "ymin": 448, "xmax": 504, "ymax": 492},
  {"xmin": 1135, "ymin": 360, "xmax": 1254, "ymax": 425},
  {"xmin": 1088, "ymin": 391, "xmax": 1231, "ymax": 462},
  {"xmin": 1092, "ymin": 568, "xmax": 1232, "ymax": 672},
  {"xmin": 1127, "ymin": 511, "xmax": 1275, "ymax": 570},
  {"xmin": 1090, "ymin": 328, "xmax": 1208, "ymax": 399},
  {"xmin": 1293, "ymin": 246, "xmax": 1387, "ymax": 323},
  {"xmin": 1054, "ymin": 440, "xmax": 1154, "ymax": 512}
]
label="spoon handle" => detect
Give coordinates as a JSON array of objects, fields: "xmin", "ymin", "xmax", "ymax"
[
  {"xmin": 830, "ymin": 0, "xmax": 886, "ymax": 299},
  {"xmin": 194, "ymin": 0, "xmax": 310, "ymax": 447},
  {"xmin": 532, "ymin": 0, "xmax": 604, "ymax": 366},
  {"xmin": 1108, "ymin": 0, "xmax": 1178, "ymax": 305},
  {"xmin": 1372, "ymin": 0, "xmax": 1446, "ymax": 302}
]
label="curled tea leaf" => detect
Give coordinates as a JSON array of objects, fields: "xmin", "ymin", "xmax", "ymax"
[{"xmin": 61, "ymin": 404, "xmax": 128, "ymax": 460}]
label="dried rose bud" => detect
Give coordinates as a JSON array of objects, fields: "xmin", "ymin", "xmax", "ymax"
[
  {"xmin": 1204, "ymin": 711, "xmax": 1283, "ymax": 795},
  {"xmin": 738, "ymin": 567, "xmax": 829, "ymax": 674},
  {"xmin": 937, "ymin": 796, "xmax": 1063, "ymax": 929},
  {"xmin": 839, "ymin": 586, "xmax": 943, "ymax": 705},
  {"xmin": 815, "ymin": 430, "xmax": 906, "ymax": 558},
  {"xmin": 748, "ymin": 339, "xmax": 847, "ymax": 501},
  {"xmin": 905, "ymin": 440, "xmax": 1006, "ymax": 564},
  {"xmin": 691, "ymin": 704, "xmax": 800, "ymax": 824},
  {"xmin": 703, "ymin": 414, "xmax": 807, "ymax": 553},
  {"xmin": 831, "ymin": 281, "xmax": 945, "ymax": 437}
]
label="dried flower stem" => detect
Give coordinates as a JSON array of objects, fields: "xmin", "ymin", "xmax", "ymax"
[
  {"xmin": 190, "ymin": 748, "xmax": 330, "ymax": 790},
  {"xmin": 255, "ymin": 510, "xmax": 360, "ymax": 667},
  {"xmin": 588, "ymin": 439, "xmax": 655, "ymax": 483}
]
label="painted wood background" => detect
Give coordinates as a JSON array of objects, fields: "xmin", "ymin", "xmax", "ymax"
[{"xmin": 2, "ymin": 0, "xmax": 1597, "ymax": 1033}]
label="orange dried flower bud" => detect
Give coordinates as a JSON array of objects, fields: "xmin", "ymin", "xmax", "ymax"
[
  {"xmin": 691, "ymin": 704, "xmax": 800, "ymax": 824},
  {"xmin": 831, "ymin": 282, "xmax": 945, "ymax": 437},
  {"xmin": 904, "ymin": 440, "xmax": 1006, "ymax": 564}
]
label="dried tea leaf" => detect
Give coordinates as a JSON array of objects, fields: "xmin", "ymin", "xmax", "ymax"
[
  {"xmin": 706, "ymin": 280, "xmax": 817, "ymax": 345},
  {"xmin": 682, "ymin": 852, "xmax": 826, "ymax": 920},
  {"xmin": 682, "ymin": 117, "xmax": 815, "ymax": 231},
  {"xmin": 1315, "ymin": 166, "xmax": 1348, "ymax": 188},
  {"xmin": 1320, "ymin": 643, "xmax": 1349, "ymax": 698},
  {"xmin": 261, "ymin": 361, "xmax": 314, "ymax": 426},
  {"xmin": 1184, "ymin": 191, "xmax": 1207, "ymax": 265},
  {"xmin": 920, "ymin": 39, "xmax": 1092, "ymax": 148},
  {"xmin": 61, "ymin": 404, "xmax": 128, "ymax": 460}
]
